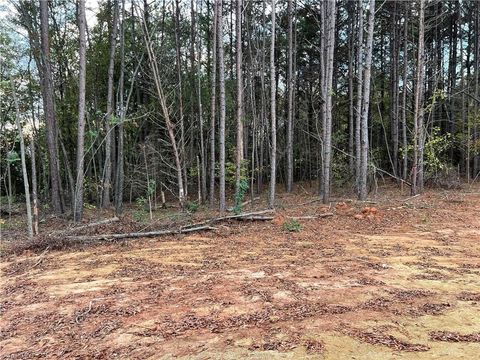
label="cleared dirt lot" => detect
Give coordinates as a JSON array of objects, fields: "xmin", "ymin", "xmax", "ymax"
[{"xmin": 1, "ymin": 186, "xmax": 480, "ymax": 359}]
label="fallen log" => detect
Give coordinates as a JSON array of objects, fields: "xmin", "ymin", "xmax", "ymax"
[
  {"xmin": 66, "ymin": 210, "xmax": 274, "ymax": 242},
  {"xmin": 49, "ymin": 217, "xmax": 120, "ymax": 236},
  {"xmin": 287, "ymin": 212, "xmax": 334, "ymax": 220},
  {"xmin": 227, "ymin": 197, "xmax": 261, "ymax": 212},
  {"xmin": 236, "ymin": 215, "xmax": 274, "ymax": 221},
  {"xmin": 66, "ymin": 225, "xmax": 217, "ymax": 242},
  {"xmin": 181, "ymin": 209, "xmax": 275, "ymax": 229},
  {"xmin": 402, "ymin": 194, "xmax": 421, "ymax": 203},
  {"xmin": 69, "ymin": 217, "xmax": 120, "ymax": 231}
]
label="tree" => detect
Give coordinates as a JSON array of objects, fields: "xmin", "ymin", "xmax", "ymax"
[
  {"xmin": 358, "ymin": 0, "xmax": 376, "ymax": 201},
  {"xmin": 11, "ymin": 81, "xmax": 33, "ymax": 238},
  {"xmin": 73, "ymin": 0, "xmax": 87, "ymax": 222},
  {"xmin": 174, "ymin": 0, "xmax": 187, "ymax": 197},
  {"xmin": 235, "ymin": 0, "xmax": 244, "ymax": 200},
  {"xmin": 218, "ymin": 0, "xmax": 227, "ymax": 212},
  {"xmin": 321, "ymin": 0, "xmax": 337, "ymax": 203},
  {"xmin": 139, "ymin": 4, "xmax": 185, "ymax": 208},
  {"xmin": 39, "ymin": 0, "xmax": 63, "ymax": 214},
  {"xmin": 286, "ymin": 0, "xmax": 294, "ymax": 193},
  {"xmin": 115, "ymin": 0, "xmax": 126, "ymax": 215},
  {"xmin": 412, "ymin": 0, "xmax": 426, "ymax": 195},
  {"xmin": 101, "ymin": 0, "xmax": 119, "ymax": 208},
  {"xmin": 209, "ymin": 0, "xmax": 219, "ymax": 207},
  {"xmin": 355, "ymin": 0, "xmax": 364, "ymax": 194},
  {"xmin": 268, "ymin": 0, "xmax": 276, "ymax": 209}
]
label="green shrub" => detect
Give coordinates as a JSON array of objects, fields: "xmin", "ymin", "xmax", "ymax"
[
  {"xmin": 282, "ymin": 219, "xmax": 301, "ymax": 232},
  {"xmin": 233, "ymin": 178, "xmax": 249, "ymax": 215},
  {"xmin": 185, "ymin": 201, "xmax": 199, "ymax": 213}
]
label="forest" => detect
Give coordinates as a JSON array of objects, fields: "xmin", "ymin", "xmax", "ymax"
[{"xmin": 1, "ymin": 0, "xmax": 480, "ymax": 358}]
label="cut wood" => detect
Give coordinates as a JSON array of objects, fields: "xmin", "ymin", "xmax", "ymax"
[{"xmin": 66, "ymin": 225, "xmax": 217, "ymax": 242}]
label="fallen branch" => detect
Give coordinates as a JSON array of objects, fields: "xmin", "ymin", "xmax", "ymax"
[
  {"xmin": 182, "ymin": 209, "xmax": 275, "ymax": 229},
  {"xmin": 236, "ymin": 215, "xmax": 274, "ymax": 221},
  {"xmin": 299, "ymin": 198, "xmax": 322, "ymax": 206},
  {"xmin": 32, "ymin": 246, "xmax": 50, "ymax": 268},
  {"xmin": 287, "ymin": 212, "xmax": 334, "ymax": 220},
  {"xmin": 402, "ymin": 194, "xmax": 421, "ymax": 203},
  {"xmin": 331, "ymin": 198, "xmax": 378, "ymax": 204},
  {"xmin": 50, "ymin": 217, "xmax": 120, "ymax": 236},
  {"xmin": 71, "ymin": 217, "xmax": 120, "ymax": 231},
  {"xmin": 227, "ymin": 197, "xmax": 260, "ymax": 212},
  {"xmin": 66, "ymin": 225, "xmax": 217, "ymax": 242},
  {"xmin": 65, "ymin": 210, "xmax": 274, "ymax": 243}
]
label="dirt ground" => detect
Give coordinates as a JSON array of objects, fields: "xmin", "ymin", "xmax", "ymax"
[{"xmin": 1, "ymin": 184, "xmax": 480, "ymax": 359}]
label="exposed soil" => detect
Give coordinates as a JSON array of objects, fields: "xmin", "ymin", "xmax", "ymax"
[{"xmin": 1, "ymin": 184, "xmax": 480, "ymax": 359}]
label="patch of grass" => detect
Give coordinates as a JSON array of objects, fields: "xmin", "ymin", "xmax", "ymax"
[
  {"xmin": 185, "ymin": 201, "xmax": 199, "ymax": 213},
  {"xmin": 283, "ymin": 219, "xmax": 301, "ymax": 232}
]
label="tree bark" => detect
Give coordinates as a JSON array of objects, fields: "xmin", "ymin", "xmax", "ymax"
[
  {"xmin": 412, "ymin": 0, "xmax": 426, "ymax": 195},
  {"xmin": 30, "ymin": 132, "xmax": 39, "ymax": 235},
  {"xmin": 115, "ymin": 0, "xmax": 126, "ymax": 215},
  {"xmin": 286, "ymin": 0, "xmax": 294, "ymax": 192},
  {"xmin": 39, "ymin": 0, "xmax": 63, "ymax": 214},
  {"xmin": 268, "ymin": 0, "xmax": 276, "ymax": 208},
  {"xmin": 358, "ymin": 0, "xmax": 376, "ymax": 200},
  {"xmin": 74, "ymin": 0, "xmax": 87, "ymax": 222},
  {"xmin": 139, "ymin": 8, "xmax": 185, "ymax": 208},
  {"xmin": 101, "ymin": 0, "xmax": 119, "ymax": 208},
  {"xmin": 11, "ymin": 81, "xmax": 33, "ymax": 238},
  {"xmin": 235, "ymin": 0, "xmax": 244, "ymax": 200},
  {"xmin": 402, "ymin": 3, "xmax": 409, "ymax": 181},
  {"xmin": 218, "ymin": 0, "xmax": 227, "ymax": 212},
  {"xmin": 322, "ymin": 0, "xmax": 337, "ymax": 204},
  {"xmin": 209, "ymin": 0, "xmax": 218, "ymax": 207},
  {"xmin": 174, "ymin": 0, "xmax": 188, "ymax": 198},
  {"xmin": 355, "ymin": 0, "xmax": 364, "ymax": 195}
]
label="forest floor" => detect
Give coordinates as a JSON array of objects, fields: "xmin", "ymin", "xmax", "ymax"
[{"xmin": 1, "ymin": 183, "xmax": 480, "ymax": 359}]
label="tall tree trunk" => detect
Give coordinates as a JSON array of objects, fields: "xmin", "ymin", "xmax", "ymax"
[
  {"xmin": 30, "ymin": 134, "xmax": 39, "ymax": 235},
  {"xmin": 101, "ymin": 0, "xmax": 119, "ymax": 208},
  {"xmin": 115, "ymin": 0, "xmax": 126, "ymax": 215},
  {"xmin": 322, "ymin": 0, "xmax": 337, "ymax": 203},
  {"xmin": 348, "ymin": 1, "xmax": 355, "ymax": 174},
  {"xmin": 268, "ymin": 0, "xmax": 276, "ymax": 208},
  {"xmin": 174, "ymin": 0, "xmax": 188, "ymax": 198},
  {"xmin": 412, "ymin": 0, "xmax": 426, "ymax": 195},
  {"xmin": 286, "ymin": 0, "xmax": 294, "ymax": 192},
  {"xmin": 355, "ymin": 0, "xmax": 364, "ymax": 194},
  {"xmin": 11, "ymin": 82, "xmax": 33, "ymax": 238},
  {"xmin": 218, "ymin": 0, "xmax": 227, "ymax": 212},
  {"xmin": 358, "ymin": 0, "xmax": 376, "ymax": 200},
  {"xmin": 235, "ymin": 0, "xmax": 244, "ymax": 199},
  {"xmin": 391, "ymin": 1, "xmax": 399, "ymax": 177},
  {"xmin": 74, "ymin": 0, "xmax": 87, "ymax": 222},
  {"xmin": 39, "ymin": 0, "xmax": 63, "ymax": 214},
  {"xmin": 139, "ymin": 8, "xmax": 185, "ymax": 208},
  {"xmin": 209, "ymin": 0, "xmax": 218, "ymax": 206},
  {"xmin": 474, "ymin": 1, "xmax": 480, "ymax": 178},
  {"xmin": 196, "ymin": 0, "xmax": 207, "ymax": 203},
  {"xmin": 402, "ymin": 3, "xmax": 409, "ymax": 181}
]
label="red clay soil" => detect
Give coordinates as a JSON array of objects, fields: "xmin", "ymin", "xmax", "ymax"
[{"xmin": 1, "ymin": 184, "xmax": 480, "ymax": 359}]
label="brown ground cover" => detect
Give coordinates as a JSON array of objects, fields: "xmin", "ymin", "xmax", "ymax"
[{"xmin": 1, "ymin": 184, "xmax": 480, "ymax": 359}]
